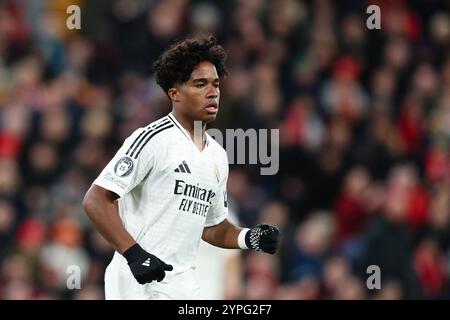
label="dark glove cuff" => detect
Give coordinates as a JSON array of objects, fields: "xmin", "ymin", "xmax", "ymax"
[{"xmin": 123, "ymin": 243, "xmax": 145, "ymax": 263}]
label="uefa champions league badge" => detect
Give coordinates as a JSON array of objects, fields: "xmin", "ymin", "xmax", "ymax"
[
  {"xmin": 114, "ymin": 156, "xmax": 134, "ymax": 177},
  {"xmin": 214, "ymin": 164, "xmax": 220, "ymax": 183}
]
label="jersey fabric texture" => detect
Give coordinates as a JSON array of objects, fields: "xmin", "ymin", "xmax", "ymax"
[{"xmin": 93, "ymin": 113, "xmax": 229, "ymax": 299}]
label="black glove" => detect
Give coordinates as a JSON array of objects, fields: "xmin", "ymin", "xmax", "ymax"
[
  {"xmin": 123, "ymin": 243, "xmax": 173, "ymax": 284},
  {"xmin": 245, "ymin": 224, "xmax": 280, "ymax": 254}
]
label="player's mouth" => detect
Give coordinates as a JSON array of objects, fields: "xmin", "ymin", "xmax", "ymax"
[{"xmin": 205, "ymin": 102, "xmax": 218, "ymax": 114}]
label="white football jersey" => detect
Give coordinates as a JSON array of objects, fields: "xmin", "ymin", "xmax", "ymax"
[{"xmin": 93, "ymin": 113, "xmax": 229, "ymax": 299}]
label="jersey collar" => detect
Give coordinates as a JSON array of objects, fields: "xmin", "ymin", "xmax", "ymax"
[{"xmin": 168, "ymin": 112, "xmax": 209, "ymax": 148}]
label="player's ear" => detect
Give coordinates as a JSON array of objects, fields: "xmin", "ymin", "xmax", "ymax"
[{"xmin": 168, "ymin": 87, "xmax": 180, "ymax": 103}]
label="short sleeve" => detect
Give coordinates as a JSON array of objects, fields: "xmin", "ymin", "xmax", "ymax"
[
  {"xmin": 92, "ymin": 128, "xmax": 157, "ymax": 198},
  {"xmin": 204, "ymin": 152, "xmax": 229, "ymax": 227}
]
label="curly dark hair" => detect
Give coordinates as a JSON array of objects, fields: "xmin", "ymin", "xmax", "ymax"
[{"xmin": 153, "ymin": 35, "xmax": 228, "ymax": 94}]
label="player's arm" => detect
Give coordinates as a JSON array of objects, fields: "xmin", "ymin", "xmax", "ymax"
[
  {"xmin": 82, "ymin": 184, "xmax": 173, "ymax": 284},
  {"xmin": 82, "ymin": 185, "xmax": 135, "ymax": 254},
  {"xmin": 202, "ymin": 218, "xmax": 242, "ymax": 249},
  {"xmin": 202, "ymin": 218, "xmax": 280, "ymax": 254}
]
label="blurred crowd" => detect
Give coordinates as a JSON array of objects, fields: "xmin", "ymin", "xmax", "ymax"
[{"xmin": 0, "ymin": 0, "xmax": 450, "ymax": 300}]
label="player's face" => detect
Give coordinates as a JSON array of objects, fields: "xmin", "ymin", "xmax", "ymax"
[{"xmin": 177, "ymin": 61, "xmax": 220, "ymax": 123}]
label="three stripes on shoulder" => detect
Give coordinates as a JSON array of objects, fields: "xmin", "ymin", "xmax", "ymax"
[{"xmin": 125, "ymin": 117, "xmax": 174, "ymax": 159}]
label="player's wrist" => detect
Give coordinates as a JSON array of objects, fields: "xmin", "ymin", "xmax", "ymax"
[
  {"xmin": 123, "ymin": 243, "xmax": 146, "ymax": 263},
  {"xmin": 238, "ymin": 228, "xmax": 250, "ymax": 249}
]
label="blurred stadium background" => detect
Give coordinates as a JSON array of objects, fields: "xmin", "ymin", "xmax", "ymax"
[{"xmin": 0, "ymin": 0, "xmax": 450, "ymax": 300}]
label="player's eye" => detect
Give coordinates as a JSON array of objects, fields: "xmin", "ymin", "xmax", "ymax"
[{"xmin": 195, "ymin": 83, "xmax": 205, "ymax": 88}]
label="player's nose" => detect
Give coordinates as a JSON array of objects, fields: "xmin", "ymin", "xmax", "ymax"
[{"xmin": 206, "ymin": 85, "xmax": 218, "ymax": 99}]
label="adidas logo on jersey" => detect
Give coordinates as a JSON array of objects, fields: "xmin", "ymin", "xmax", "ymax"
[
  {"xmin": 174, "ymin": 160, "xmax": 191, "ymax": 174},
  {"xmin": 142, "ymin": 258, "xmax": 151, "ymax": 267}
]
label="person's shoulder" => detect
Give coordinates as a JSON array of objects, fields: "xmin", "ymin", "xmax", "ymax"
[
  {"xmin": 127, "ymin": 115, "xmax": 173, "ymax": 135},
  {"xmin": 206, "ymin": 134, "xmax": 228, "ymax": 163},
  {"xmin": 143, "ymin": 115, "xmax": 176, "ymax": 140},
  {"xmin": 207, "ymin": 134, "xmax": 225, "ymax": 152},
  {"xmin": 125, "ymin": 115, "xmax": 175, "ymax": 154}
]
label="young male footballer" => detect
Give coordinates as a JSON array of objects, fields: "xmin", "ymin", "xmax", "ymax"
[{"xmin": 82, "ymin": 35, "xmax": 280, "ymax": 299}]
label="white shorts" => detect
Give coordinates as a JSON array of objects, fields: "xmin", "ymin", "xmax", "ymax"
[{"xmin": 104, "ymin": 252, "xmax": 200, "ymax": 300}]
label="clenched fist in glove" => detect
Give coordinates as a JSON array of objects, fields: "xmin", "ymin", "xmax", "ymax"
[
  {"xmin": 123, "ymin": 243, "xmax": 173, "ymax": 284},
  {"xmin": 239, "ymin": 224, "xmax": 280, "ymax": 254}
]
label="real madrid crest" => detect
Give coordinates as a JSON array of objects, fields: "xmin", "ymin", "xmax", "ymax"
[{"xmin": 214, "ymin": 164, "xmax": 220, "ymax": 184}]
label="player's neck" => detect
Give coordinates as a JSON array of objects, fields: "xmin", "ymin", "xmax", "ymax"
[{"xmin": 171, "ymin": 110, "xmax": 207, "ymax": 149}]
